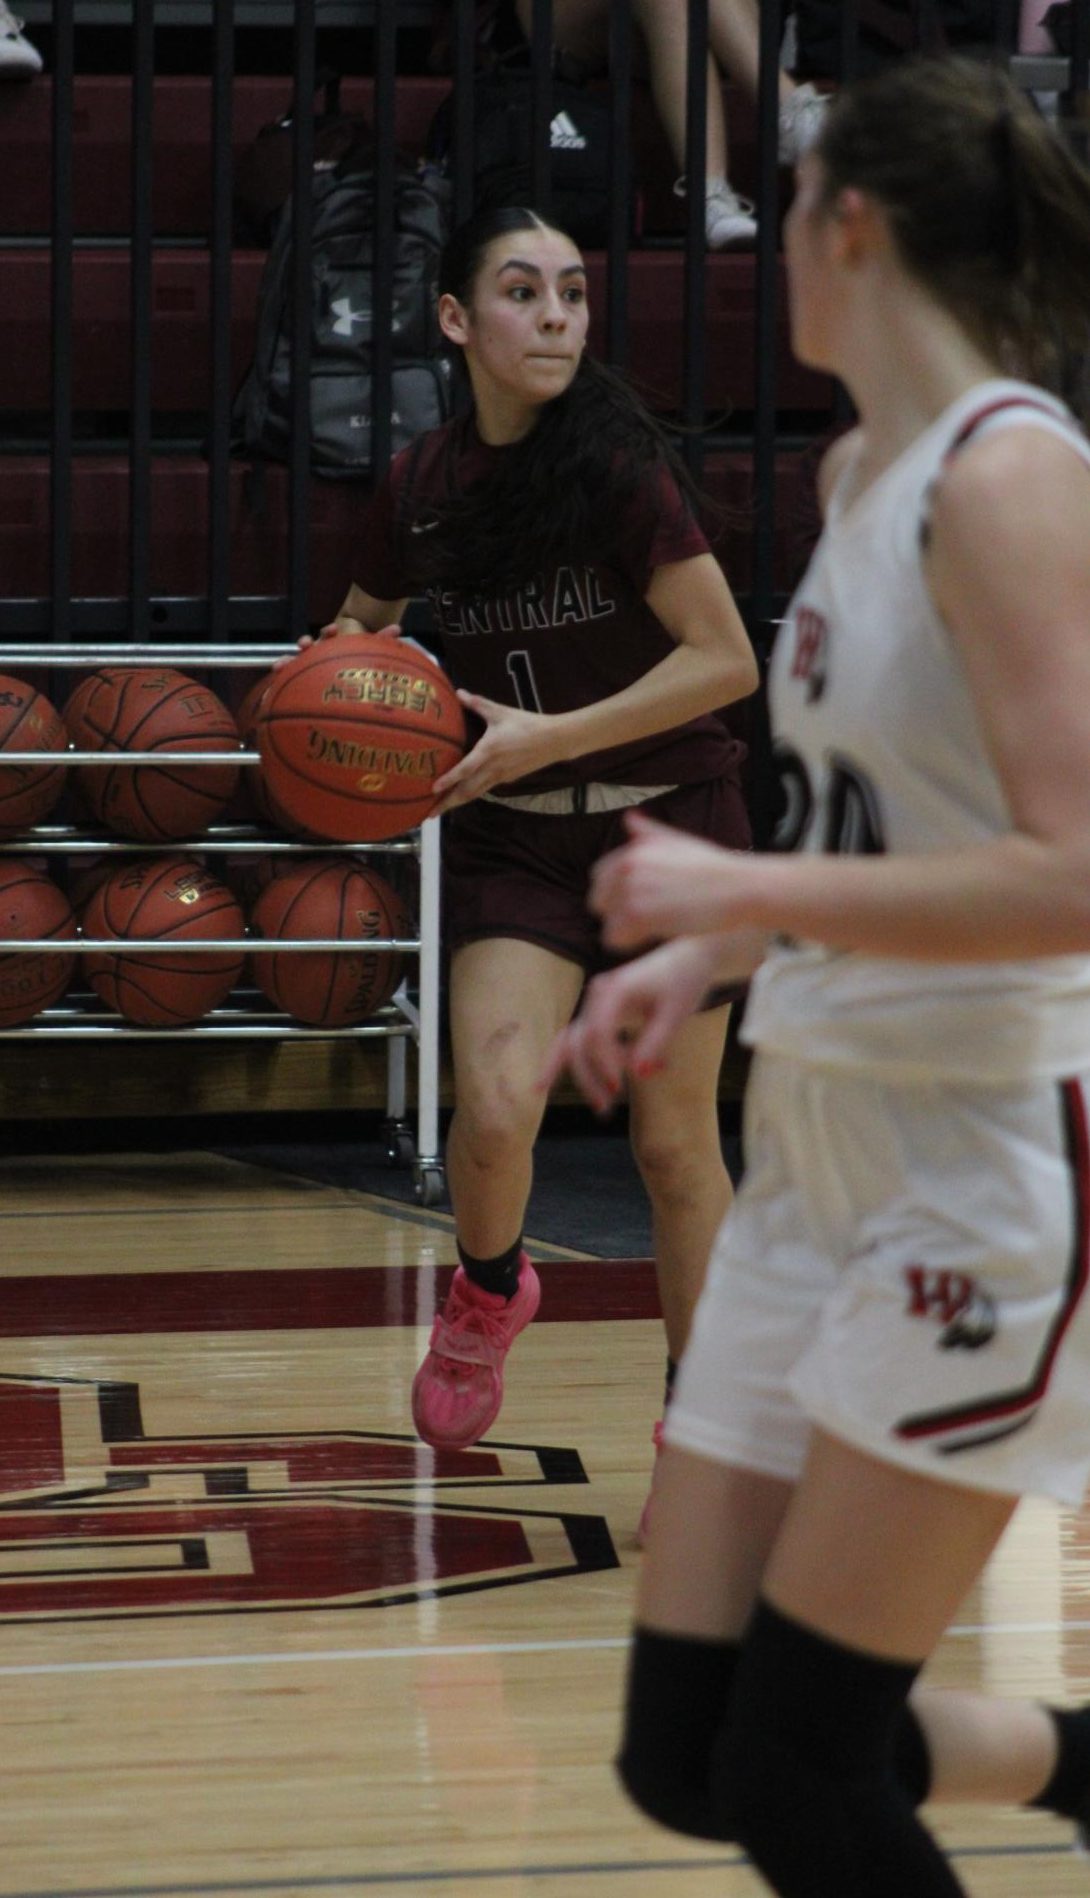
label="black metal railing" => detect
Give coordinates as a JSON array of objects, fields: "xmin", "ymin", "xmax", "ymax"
[{"xmin": 1, "ymin": 0, "xmax": 1087, "ymax": 656}]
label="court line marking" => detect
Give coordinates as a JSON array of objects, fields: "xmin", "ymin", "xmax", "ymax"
[
  {"xmin": 0, "ymin": 1621, "xmax": 1085, "ymax": 1681},
  {"xmin": 0, "ymin": 1838, "xmax": 1074, "ymax": 1898}
]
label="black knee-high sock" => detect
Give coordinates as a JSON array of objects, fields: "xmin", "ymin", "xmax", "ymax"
[
  {"xmin": 1031, "ymin": 1706, "xmax": 1090, "ymax": 1819},
  {"xmin": 619, "ymin": 1623, "xmax": 934, "ymax": 1845},
  {"xmin": 620, "ymin": 1624, "xmax": 1088, "ymax": 1862},
  {"xmin": 457, "ymin": 1236, "xmax": 524, "ymax": 1299},
  {"xmin": 713, "ymin": 1600, "xmax": 966, "ymax": 1896},
  {"xmin": 618, "ymin": 1627, "xmax": 740, "ymax": 1840}
]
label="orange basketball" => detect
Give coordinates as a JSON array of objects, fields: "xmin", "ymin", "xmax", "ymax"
[
  {"xmin": 255, "ymin": 633, "xmax": 466, "ymax": 842},
  {"xmin": 249, "ymin": 856, "xmax": 412, "ymax": 1027},
  {"xmin": 62, "ymin": 667, "xmax": 241, "ymax": 842},
  {"xmin": 0, "ymin": 861, "xmax": 76, "ymax": 1025},
  {"xmin": 81, "ymin": 856, "xmax": 245, "ymax": 1026},
  {"xmin": 235, "ymin": 669, "xmax": 319, "ymax": 837},
  {"xmin": 0, "ymin": 674, "xmax": 68, "ymax": 835}
]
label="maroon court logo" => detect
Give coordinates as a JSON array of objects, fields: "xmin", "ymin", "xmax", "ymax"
[{"xmin": 0, "ymin": 1374, "xmax": 617, "ymax": 1622}]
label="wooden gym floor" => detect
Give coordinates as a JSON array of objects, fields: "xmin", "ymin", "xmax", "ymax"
[{"xmin": 0, "ymin": 1140, "xmax": 1088, "ymax": 1896}]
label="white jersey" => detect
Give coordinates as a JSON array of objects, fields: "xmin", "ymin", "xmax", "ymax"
[{"xmin": 743, "ymin": 379, "xmax": 1090, "ymax": 1084}]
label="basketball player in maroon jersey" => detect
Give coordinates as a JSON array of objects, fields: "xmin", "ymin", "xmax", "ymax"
[{"xmin": 317, "ymin": 205, "xmax": 757, "ymax": 1521}]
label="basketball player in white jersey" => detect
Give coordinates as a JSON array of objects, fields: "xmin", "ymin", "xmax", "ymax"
[{"xmin": 545, "ymin": 54, "xmax": 1090, "ymax": 1898}]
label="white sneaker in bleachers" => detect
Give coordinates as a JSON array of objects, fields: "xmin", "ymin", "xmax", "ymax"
[{"xmin": 0, "ymin": 5, "xmax": 43, "ymax": 78}]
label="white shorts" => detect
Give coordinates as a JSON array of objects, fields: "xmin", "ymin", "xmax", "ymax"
[{"xmin": 667, "ymin": 1051, "xmax": 1090, "ymax": 1505}]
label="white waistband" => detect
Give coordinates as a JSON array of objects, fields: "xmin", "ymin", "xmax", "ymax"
[{"xmin": 482, "ymin": 782, "xmax": 676, "ymax": 816}]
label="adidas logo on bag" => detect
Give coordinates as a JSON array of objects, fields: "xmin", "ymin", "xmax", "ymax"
[{"xmin": 549, "ymin": 110, "xmax": 587, "ymax": 151}]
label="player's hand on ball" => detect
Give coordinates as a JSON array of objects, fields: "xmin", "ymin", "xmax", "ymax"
[
  {"xmin": 540, "ymin": 937, "xmax": 728, "ymax": 1114},
  {"xmin": 590, "ymin": 812, "xmax": 752, "ymax": 948},
  {"xmin": 273, "ymin": 618, "xmax": 396, "ymax": 669},
  {"xmin": 431, "ymin": 692, "xmax": 560, "ymax": 814}
]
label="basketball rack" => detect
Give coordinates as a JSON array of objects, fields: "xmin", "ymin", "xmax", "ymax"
[{"xmin": 0, "ymin": 641, "xmax": 446, "ymax": 1207}]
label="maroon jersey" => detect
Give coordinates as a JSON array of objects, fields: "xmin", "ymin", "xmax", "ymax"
[{"xmin": 354, "ymin": 414, "xmax": 744, "ymax": 792}]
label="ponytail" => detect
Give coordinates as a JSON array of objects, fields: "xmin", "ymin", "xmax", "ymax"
[{"xmin": 816, "ymin": 58, "xmax": 1090, "ymax": 415}]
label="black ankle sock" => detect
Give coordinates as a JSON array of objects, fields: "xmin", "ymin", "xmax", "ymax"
[
  {"xmin": 457, "ymin": 1236, "xmax": 524, "ymax": 1300},
  {"xmin": 1031, "ymin": 1707, "xmax": 1090, "ymax": 1819},
  {"xmin": 664, "ymin": 1356, "xmax": 678, "ymax": 1411}
]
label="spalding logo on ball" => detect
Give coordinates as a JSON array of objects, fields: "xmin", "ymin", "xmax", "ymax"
[{"xmin": 255, "ymin": 632, "xmax": 467, "ymax": 843}]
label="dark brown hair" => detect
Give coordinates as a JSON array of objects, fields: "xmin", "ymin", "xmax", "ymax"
[
  {"xmin": 405, "ymin": 205, "xmax": 706, "ymax": 594},
  {"xmin": 815, "ymin": 57, "xmax": 1090, "ymax": 411}
]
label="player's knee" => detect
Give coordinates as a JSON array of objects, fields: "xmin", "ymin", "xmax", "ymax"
[
  {"xmin": 713, "ymin": 1717, "xmax": 937, "ymax": 1896},
  {"xmin": 616, "ymin": 1736, "xmax": 741, "ymax": 1843},
  {"xmin": 628, "ymin": 1120, "xmax": 705, "ymax": 1205},
  {"xmin": 709, "ymin": 1716, "xmax": 801, "ymax": 1855},
  {"xmin": 708, "ymin": 1600, "xmax": 928, "ymax": 1889},
  {"xmin": 453, "ymin": 1076, "xmax": 543, "ymax": 1159},
  {"xmin": 615, "ymin": 1626, "xmax": 740, "ymax": 1843}
]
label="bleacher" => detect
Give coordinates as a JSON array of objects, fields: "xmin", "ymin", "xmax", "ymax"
[
  {"xmin": 0, "ymin": 12, "xmax": 836, "ymax": 635},
  {"xmin": 4, "ymin": 8, "xmax": 1077, "ymax": 638}
]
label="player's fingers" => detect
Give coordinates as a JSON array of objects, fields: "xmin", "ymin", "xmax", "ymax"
[
  {"xmin": 622, "ymin": 809, "xmax": 672, "ymax": 840},
  {"xmin": 628, "ymin": 1008, "xmax": 682, "ymax": 1076},
  {"xmin": 576, "ymin": 980, "xmax": 645, "ymax": 1089},
  {"xmin": 598, "ymin": 905, "xmax": 655, "ymax": 951},
  {"xmin": 273, "ymin": 633, "xmax": 313, "ymax": 670},
  {"xmin": 557, "ymin": 1029, "xmax": 623, "ymax": 1116},
  {"xmin": 587, "ymin": 843, "xmax": 633, "ymax": 916}
]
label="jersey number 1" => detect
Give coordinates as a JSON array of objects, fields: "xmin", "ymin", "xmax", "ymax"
[{"xmin": 506, "ymin": 650, "xmax": 543, "ymax": 713}]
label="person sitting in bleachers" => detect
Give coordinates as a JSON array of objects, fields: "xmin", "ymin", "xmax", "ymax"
[{"xmin": 513, "ymin": 0, "xmax": 828, "ymax": 248}]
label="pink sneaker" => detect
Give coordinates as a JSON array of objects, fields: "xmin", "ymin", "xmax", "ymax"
[
  {"xmin": 411, "ymin": 1255, "xmax": 541, "ymax": 1449},
  {"xmin": 636, "ymin": 1418, "xmax": 665, "ymax": 1548}
]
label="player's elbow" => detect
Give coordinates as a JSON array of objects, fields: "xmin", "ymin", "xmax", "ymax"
[{"xmin": 715, "ymin": 642, "xmax": 759, "ymax": 707}]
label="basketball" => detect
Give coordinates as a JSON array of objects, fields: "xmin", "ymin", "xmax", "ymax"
[
  {"xmin": 81, "ymin": 855, "xmax": 245, "ymax": 1026},
  {"xmin": 62, "ymin": 667, "xmax": 242, "ymax": 842},
  {"xmin": 255, "ymin": 633, "xmax": 467, "ymax": 842},
  {"xmin": 249, "ymin": 855, "xmax": 412, "ymax": 1027},
  {"xmin": 234, "ymin": 669, "xmax": 319, "ymax": 836},
  {"xmin": 0, "ymin": 674, "xmax": 69, "ymax": 835},
  {"xmin": 0, "ymin": 860, "xmax": 76, "ymax": 1026}
]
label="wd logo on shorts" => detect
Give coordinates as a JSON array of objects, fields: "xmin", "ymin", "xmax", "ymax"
[{"xmin": 904, "ymin": 1267, "xmax": 997, "ymax": 1350}]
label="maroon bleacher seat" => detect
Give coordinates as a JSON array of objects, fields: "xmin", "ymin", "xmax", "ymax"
[
  {"xmin": 0, "ymin": 74, "xmax": 761, "ymax": 239},
  {"xmin": 0, "ymin": 246, "xmax": 828, "ymax": 417},
  {"xmin": 0, "ymin": 66, "xmax": 825, "ymax": 616},
  {"xmin": 0, "ymin": 449, "xmax": 810, "ymax": 612}
]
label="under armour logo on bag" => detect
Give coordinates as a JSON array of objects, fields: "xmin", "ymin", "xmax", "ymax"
[
  {"xmin": 331, "ymin": 297, "xmax": 369, "ymax": 338},
  {"xmin": 550, "ymin": 110, "xmax": 587, "ymax": 151}
]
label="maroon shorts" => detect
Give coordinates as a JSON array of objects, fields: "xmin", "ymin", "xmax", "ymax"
[{"xmin": 442, "ymin": 776, "xmax": 752, "ymax": 977}]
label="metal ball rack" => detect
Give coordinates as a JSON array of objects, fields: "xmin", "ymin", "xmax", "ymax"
[{"xmin": 0, "ymin": 642, "xmax": 445, "ymax": 1206}]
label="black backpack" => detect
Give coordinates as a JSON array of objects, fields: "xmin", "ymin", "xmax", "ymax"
[
  {"xmin": 231, "ymin": 133, "xmax": 453, "ymax": 480},
  {"xmin": 427, "ymin": 63, "xmax": 621, "ymax": 249}
]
